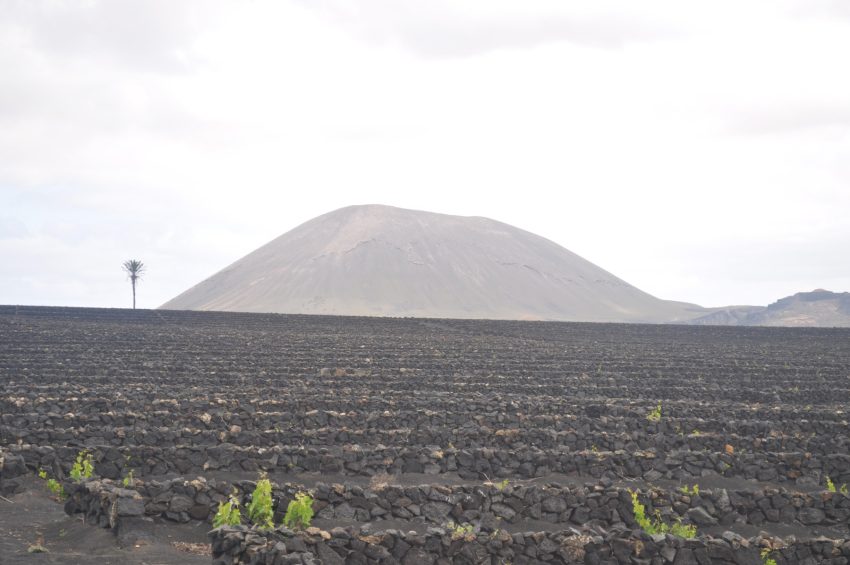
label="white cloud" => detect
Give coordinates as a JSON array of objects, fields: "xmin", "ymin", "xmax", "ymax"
[
  {"xmin": 0, "ymin": 0, "xmax": 848, "ymax": 309},
  {"xmin": 294, "ymin": 0, "xmax": 683, "ymax": 56}
]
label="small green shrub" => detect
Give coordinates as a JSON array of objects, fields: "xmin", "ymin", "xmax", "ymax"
[
  {"xmin": 70, "ymin": 450, "xmax": 94, "ymax": 482},
  {"xmin": 212, "ymin": 495, "xmax": 242, "ymax": 528},
  {"xmin": 38, "ymin": 469, "xmax": 67, "ymax": 500},
  {"xmin": 631, "ymin": 490, "xmax": 663, "ymax": 535},
  {"xmin": 825, "ymin": 476, "xmax": 848, "ymax": 494},
  {"xmin": 761, "ymin": 548, "xmax": 777, "ymax": 565},
  {"xmin": 646, "ymin": 402, "xmax": 662, "ymax": 423},
  {"xmin": 247, "ymin": 477, "xmax": 274, "ymax": 530},
  {"xmin": 446, "ymin": 521, "xmax": 476, "ymax": 541},
  {"xmin": 670, "ymin": 519, "xmax": 697, "ymax": 538},
  {"xmin": 283, "ymin": 492, "xmax": 314, "ymax": 530},
  {"xmin": 630, "ymin": 490, "xmax": 696, "ymax": 539},
  {"xmin": 122, "ymin": 469, "xmax": 135, "ymax": 488},
  {"xmin": 679, "ymin": 484, "xmax": 700, "ymax": 496},
  {"xmin": 38, "ymin": 469, "xmax": 66, "ymax": 499},
  {"xmin": 46, "ymin": 478, "xmax": 66, "ymax": 499}
]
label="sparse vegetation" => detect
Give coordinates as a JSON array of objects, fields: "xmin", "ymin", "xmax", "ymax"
[
  {"xmin": 122, "ymin": 469, "xmax": 135, "ymax": 488},
  {"xmin": 670, "ymin": 520, "xmax": 698, "ymax": 539},
  {"xmin": 485, "ymin": 476, "xmax": 510, "ymax": 490},
  {"xmin": 212, "ymin": 494, "xmax": 242, "ymax": 528},
  {"xmin": 69, "ymin": 450, "xmax": 94, "ymax": 482},
  {"xmin": 646, "ymin": 402, "xmax": 662, "ymax": 423},
  {"xmin": 630, "ymin": 490, "xmax": 696, "ymax": 539},
  {"xmin": 38, "ymin": 468, "xmax": 66, "ymax": 499},
  {"xmin": 46, "ymin": 478, "xmax": 65, "ymax": 499},
  {"xmin": 679, "ymin": 484, "xmax": 700, "ymax": 496},
  {"xmin": 283, "ymin": 492, "xmax": 314, "ymax": 530},
  {"xmin": 246, "ymin": 476, "xmax": 274, "ymax": 530},
  {"xmin": 825, "ymin": 476, "xmax": 848, "ymax": 495},
  {"xmin": 445, "ymin": 521, "xmax": 476, "ymax": 541},
  {"xmin": 761, "ymin": 548, "xmax": 777, "ymax": 565}
]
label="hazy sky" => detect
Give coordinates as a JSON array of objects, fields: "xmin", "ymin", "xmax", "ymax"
[{"xmin": 2, "ymin": 0, "xmax": 849, "ymax": 310}]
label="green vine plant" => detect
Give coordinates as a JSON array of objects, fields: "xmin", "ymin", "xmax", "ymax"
[
  {"xmin": 630, "ymin": 490, "xmax": 696, "ymax": 539},
  {"xmin": 122, "ymin": 469, "xmax": 135, "ymax": 488},
  {"xmin": 646, "ymin": 402, "xmax": 662, "ymax": 423},
  {"xmin": 679, "ymin": 484, "xmax": 700, "ymax": 496},
  {"xmin": 445, "ymin": 521, "xmax": 477, "ymax": 541},
  {"xmin": 825, "ymin": 476, "xmax": 849, "ymax": 495},
  {"xmin": 212, "ymin": 494, "xmax": 242, "ymax": 528},
  {"xmin": 69, "ymin": 450, "xmax": 94, "ymax": 482},
  {"xmin": 761, "ymin": 548, "xmax": 778, "ymax": 565},
  {"xmin": 283, "ymin": 492, "xmax": 314, "ymax": 530},
  {"xmin": 246, "ymin": 475, "xmax": 275, "ymax": 530},
  {"xmin": 484, "ymin": 477, "xmax": 510, "ymax": 491},
  {"xmin": 38, "ymin": 469, "xmax": 66, "ymax": 500}
]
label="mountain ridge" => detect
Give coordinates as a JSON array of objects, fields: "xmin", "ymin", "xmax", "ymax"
[{"xmin": 688, "ymin": 290, "xmax": 850, "ymax": 327}]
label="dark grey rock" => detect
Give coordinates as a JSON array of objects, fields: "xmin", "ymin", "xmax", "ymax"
[
  {"xmin": 798, "ymin": 507, "xmax": 826, "ymax": 525},
  {"xmin": 541, "ymin": 496, "xmax": 567, "ymax": 513},
  {"xmin": 401, "ymin": 547, "xmax": 434, "ymax": 565},
  {"xmin": 687, "ymin": 506, "xmax": 717, "ymax": 526},
  {"xmin": 169, "ymin": 494, "xmax": 194, "ymax": 513}
]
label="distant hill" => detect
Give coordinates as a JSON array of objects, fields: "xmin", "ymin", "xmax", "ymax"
[
  {"xmin": 688, "ymin": 290, "xmax": 850, "ymax": 327},
  {"xmin": 161, "ymin": 204, "xmax": 708, "ymax": 323}
]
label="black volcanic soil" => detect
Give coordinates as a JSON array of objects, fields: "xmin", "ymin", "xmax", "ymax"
[
  {"xmin": 1, "ymin": 306, "xmax": 849, "ymax": 564},
  {"xmin": 0, "ymin": 476, "xmax": 209, "ymax": 564}
]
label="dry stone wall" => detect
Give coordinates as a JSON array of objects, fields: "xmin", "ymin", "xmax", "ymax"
[
  {"xmin": 8, "ymin": 442, "xmax": 849, "ymax": 488},
  {"xmin": 207, "ymin": 524, "xmax": 850, "ymax": 565},
  {"xmin": 62, "ymin": 476, "xmax": 850, "ymax": 537}
]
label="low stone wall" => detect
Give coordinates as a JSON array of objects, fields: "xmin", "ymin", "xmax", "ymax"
[
  {"xmin": 9, "ymin": 442, "xmax": 850, "ymax": 487},
  {"xmin": 307, "ymin": 481, "xmax": 850, "ymax": 535},
  {"xmin": 208, "ymin": 524, "xmax": 850, "ymax": 565},
  {"xmin": 62, "ymin": 479, "xmax": 147, "ymax": 529},
  {"xmin": 3, "ymin": 413, "xmax": 847, "ymax": 457},
  {"xmin": 0, "ymin": 450, "xmax": 27, "ymax": 495},
  {"xmin": 3, "ymin": 400, "xmax": 848, "ymax": 455},
  {"xmin": 60, "ymin": 475, "xmax": 850, "ymax": 535}
]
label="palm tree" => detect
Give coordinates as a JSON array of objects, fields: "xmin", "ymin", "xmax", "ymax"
[{"xmin": 122, "ymin": 259, "xmax": 145, "ymax": 309}]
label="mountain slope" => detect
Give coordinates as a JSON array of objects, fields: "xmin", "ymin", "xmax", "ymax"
[
  {"xmin": 161, "ymin": 205, "xmax": 707, "ymax": 322},
  {"xmin": 689, "ymin": 290, "xmax": 850, "ymax": 327}
]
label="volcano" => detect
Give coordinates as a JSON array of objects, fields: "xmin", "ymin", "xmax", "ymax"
[{"xmin": 161, "ymin": 204, "xmax": 708, "ymax": 323}]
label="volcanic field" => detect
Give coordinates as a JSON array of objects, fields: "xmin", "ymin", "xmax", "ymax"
[{"xmin": 1, "ymin": 306, "xmax": 849, "ymax": 563}]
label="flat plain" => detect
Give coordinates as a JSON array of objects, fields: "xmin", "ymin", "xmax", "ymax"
[{"xmin": 1, "ymin": 306, "xmax": 849, "ymax": 564}]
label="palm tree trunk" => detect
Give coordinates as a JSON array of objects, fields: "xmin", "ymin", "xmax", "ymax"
[{"xmin": 132, "ymin": 280, "xmax": 136, "ymax": 309}]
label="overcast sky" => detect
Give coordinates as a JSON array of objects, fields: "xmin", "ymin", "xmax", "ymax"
[{"xmin": 1, "ymin": 0, "xmax": 848, "ymax": 310}]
